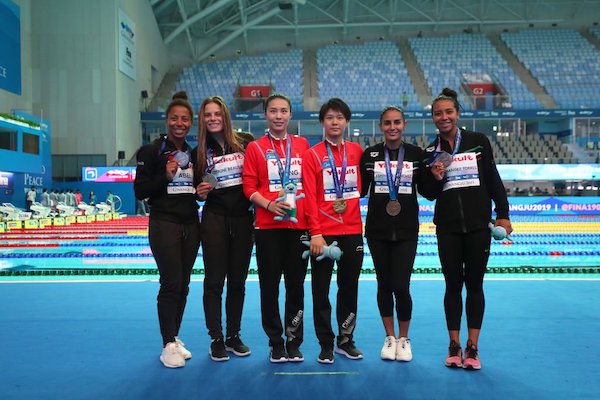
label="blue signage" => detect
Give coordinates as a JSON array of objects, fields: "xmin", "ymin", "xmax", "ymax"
[
  {"xmin": 0, "ymin": 0, "xmax": 21, "ymax": 95},
  {"xmin": 142, "ymin": 108, "xmax": 600, "ymax": 122}
]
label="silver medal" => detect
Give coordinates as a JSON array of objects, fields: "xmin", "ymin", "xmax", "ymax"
[
  {"xmin": 202, "ymin": 173, "xmax": 218, "ymax": 187},
  {"xmin": 434, "ymin": 151, "xmax": 453, "ymax": 168}
]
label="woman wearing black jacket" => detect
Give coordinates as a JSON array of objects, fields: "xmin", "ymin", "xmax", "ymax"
[
  {"xmin": 424, "ymin": 88, "xmax": 512, "ymax": 371},
  {"xmin": 134, "ymin": 91, "xmax": 201, "ymax": 369},
  {"xmin": 360, "ymin": 106, "xmax": 443, "ymax": 363},
  {"xmin": 193, "ymin": 96, "xmax": 255, "ymax": 362}
]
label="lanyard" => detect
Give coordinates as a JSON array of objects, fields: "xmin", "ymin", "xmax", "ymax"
[
  {"xmin": 205, "ymin": 148, "xmax": 225, "ymax": 173},
  {"xmin": 436, "ymin": 129, "xmax": 462, "ymax": 156},
  {"xmin": 325, "ymin": 141, "xmax": 347, "ymax": 199},
  {"xmin": 159, "ymin": 139, "xmax": 190, "ymax": 168},
  {"xmin": 268, "ymin": 134, "xmax": 292, "ymax": 184},
  {"xmin": 384, "ymin": 145, "xmax": 405, "ymax": 201},
  {"xmin": 429, "ymin": 129, "xmax": 462, "ymax": 166}
]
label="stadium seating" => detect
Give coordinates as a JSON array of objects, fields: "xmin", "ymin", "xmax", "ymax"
[
  {"xmin": 175, "ymin": 49, "xmax": 304, "ymax": 111},
  {"xmin": 409, "ymin": 33, "xmax": 540, "ymax": 110},
  {"xmin": 175, "ymin": 29, "xmax": 600, "ymax": 113},
  {"xmin": 316, "ymin": 41, "xmax": 420, "ymax": 111},
  {"xmin": 501, "ymin": 29, "xmax": 600, "ymax": 109},
  {"xmin": 494, "ymin": 133, "xmax": 575, "ymax": 164}
]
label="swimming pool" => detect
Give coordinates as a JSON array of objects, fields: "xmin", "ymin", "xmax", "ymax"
[{"xmin": 1, "ymin": 215, "xmax": 598, "ymax": 277}]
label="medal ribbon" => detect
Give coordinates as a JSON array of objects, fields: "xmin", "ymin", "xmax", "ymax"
[
  {"xmin": 206, "ymin": 142, "xmax": 228, "ymax": 174},
  {"xmin": 429, "ymin": 128, "xmax": 462, "ymax": 165},
  {"xmin": 325, "ymin": 141, "xmax": 347, "ymax": 200},
  {"xmin": 206, "ymin": 148, "xmax": 216, "ymax": 173},
  {"xmin": 384, "ymin": 144, "xmax": 405, "ymax": 202},
  {"xmin": 268, "ymin": 134, "xmax": 292, "ymax": 184}
]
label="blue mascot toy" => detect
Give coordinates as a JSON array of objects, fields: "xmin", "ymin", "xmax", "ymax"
[
  {"xmin": 302, "ymin": 240, "xmax": 343, "ymax": 261},
  {"xmin": 274, "ymin": 181, "xmax": 304, "ymax": 223},
  {"xmin": 488, "ymin": 222, "xmax": 513, "ymax": 241}
]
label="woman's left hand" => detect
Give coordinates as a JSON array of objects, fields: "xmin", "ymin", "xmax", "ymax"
[{"xmin": 495, "ymin": 218, "xmax": 513, "ymax": 235}]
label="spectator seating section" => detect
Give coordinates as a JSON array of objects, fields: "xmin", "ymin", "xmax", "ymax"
[
  {"xmin": 345, "ymin": 132, "xmax": 575, "ymax": 165},
  {"xmin": 501, "ymin": 29, "xmax": 600, "ymax": 109},
  {"xmin": 409, "ymin": 33, "xmax": 540, "ymax": 110},
  {"xmin": 175, "ymin": 49, "xmax": 304, "ymax": 111},
  {"xmin": 174, "ymin": 29, "xmax": 600, "ymax": 113},
  {"xmin": 316, "ymin": 41, "xmax": 420, "ymax": 111},
  {"xmin": 490, "ymin": 134, "xmax": 574, "ymax": 164}
]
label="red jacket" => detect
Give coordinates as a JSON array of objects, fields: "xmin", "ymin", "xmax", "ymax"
[
  {"xmin": 242, "ymin": 134, "xmax": 310, "ymax": 230},
  {"xmin": 302, "ymin": 140, "xmax": 363, "ymax": 237}
]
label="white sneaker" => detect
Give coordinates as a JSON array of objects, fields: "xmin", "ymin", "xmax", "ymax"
[
  {"xmin": 380, "ymin": 336, "xmax": 397, "ymax": 360},
  {"xmin": 175, "ymin": 336, "xmax": 192, "ymax": 360},
  {"xmin": 160, "ymin": 342, "xmax": 185, "ymax": 368},
  {"xmin": 396, "ymin": 337, "xmax": 413, "ymax": 362}
]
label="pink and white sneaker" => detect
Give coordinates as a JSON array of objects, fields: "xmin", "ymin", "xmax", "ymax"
[
  {"xmin": 463, "ymin": 343, "xmax": 481, "ymax": 370},
  {"xmin": 444, "ymin": 340, "xmax": 462, "ymax": 368}
]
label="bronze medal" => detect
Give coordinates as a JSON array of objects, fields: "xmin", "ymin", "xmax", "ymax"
[
  {"xmin": 332, "ymin": 199, "xmax": 347, "ymax": 214},
  {"xmin": 278, "ymin": 188, "xmax": 286, "ymax": 197},
  {"xmin": 386, "ymin": 200, "xmax": 401, "ymax": 216}
]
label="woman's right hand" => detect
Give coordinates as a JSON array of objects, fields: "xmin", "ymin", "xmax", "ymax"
[
  {"xmin": 196, "ymin": 182, "xmax": 213, "ymax": 200},
  {"xmin": 431, "ymin": 161, "xmax": 446, "ymax": 181},
  {"xmin": 165, "ymin": 160, "xmax": 179, "ymax": 181}
]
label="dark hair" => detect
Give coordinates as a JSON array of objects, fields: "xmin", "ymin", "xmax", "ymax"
[
  {"xmin": 319, "ymin": 98, "xmax": 351, "ymax": 122},
  {"xmin": 431, "ymin": 87, "xmax": 461, "ymax": 111},
  {"xmin": 263, "ymin": 93, "xmax": 292, "ymax": 113},
  {"xmin": 379, "ymin": 105, "xmax": 404, "ymax": 123},
  {"xmin": 166, "ymin": 91, "xmax": 194, "ymax": 119}
]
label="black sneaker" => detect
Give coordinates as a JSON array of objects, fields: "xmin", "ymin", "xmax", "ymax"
[
  {"xmin": 318, "ymin": 345, "xmax": 334, "ymax": 364},
  {"xmin": 210, "ymin": 338, "xmax": 230, "ymax": 362},
  {"xmin": 286, "ymin": 342, "xmax": 304, "ymax": 362},
  {"xmin": 335, "ymin": 341, "xmax": 363, "ymax": 360},
  {"xmin": 225, "ymin": 334, "xmax": 251, "ymax": 357},
  {"xmin": 270, "ymin": 343, "xmax": 288, "ymax": 363}
]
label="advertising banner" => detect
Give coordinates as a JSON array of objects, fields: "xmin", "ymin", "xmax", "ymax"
[
  {"xmin": 82, "ymin": 167, "xmax": 136, "ymax": 182},
  {"xmin": 0, "ymin": 0, "xmax": 21, "ymax": 95},
  {"xmin": 118, "ymin": 9, "xmax": 136, "ymax": 80}
]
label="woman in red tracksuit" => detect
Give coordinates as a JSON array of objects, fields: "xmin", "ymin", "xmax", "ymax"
[
  {"xmin": 242, "ymin": 93, "xmax": 310, "ymax": 363},
  {"xmin": 302, "ymin": 98, "xmax": 364, "ymax": 364}
]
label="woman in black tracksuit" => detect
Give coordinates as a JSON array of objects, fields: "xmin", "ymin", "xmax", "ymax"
[
  {"xmin": 134, "ymin": 91, "xmax": 201, "ymax": 369},
  {"xmin": 193, "ymin": 96, "xmax": 255, "ymax": 362},
  {"xmin": 424, "ymin": 88, "xmax": 512, "ymax": 370},
  {"xmin": 360, "ymin": 106, "xmax": 443, "ymax": 362}
]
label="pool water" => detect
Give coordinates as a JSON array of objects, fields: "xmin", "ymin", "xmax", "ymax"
[{"xmin": 1, "ymin": 216, "xmax": 598, "ymax": 276}]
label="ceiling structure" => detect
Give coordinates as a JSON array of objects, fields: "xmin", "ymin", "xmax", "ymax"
[{"xmin": 150, "ymin": 0, "xmax": 600, "ymax": 62}]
